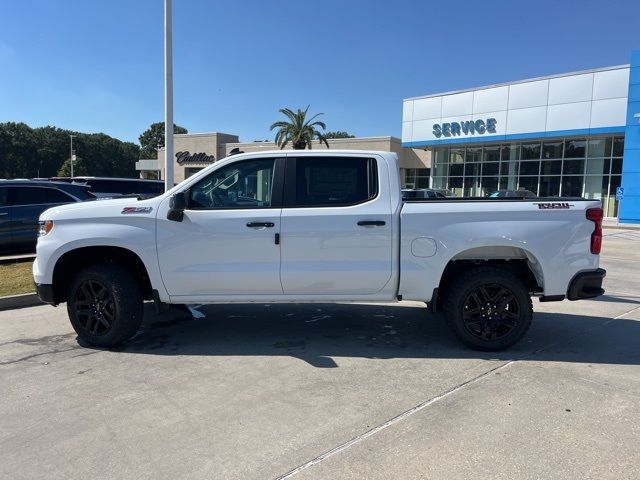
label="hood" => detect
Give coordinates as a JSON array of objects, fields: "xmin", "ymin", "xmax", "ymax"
[{"xmin": 40, "ymin": 196, "xmax": 162, "ymax": 221}]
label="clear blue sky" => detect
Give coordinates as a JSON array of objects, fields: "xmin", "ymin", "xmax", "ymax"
[{"xmin": 1, "ymin": 0, "xmax": 639, "ymax": 144}]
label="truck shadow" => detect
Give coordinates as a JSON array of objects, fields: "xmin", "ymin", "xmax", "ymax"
[{"xmin": 102, "ymin": 301, "xmax": 640, "ymax": 368}]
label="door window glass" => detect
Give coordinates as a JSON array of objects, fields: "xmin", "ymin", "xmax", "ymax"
[
  {"xmin": 9, "ymin": 187, "xmax": 48, "ymax": 206},
  {"xmin": 0, "ymin": 187, "xmax": 7, "ymax": 207},
  {"xmin": 188, "ymin": 159, "xmax": 275, "ymax": 209},
  {"xmin": 45, "ymin": 188, "xmax": 74, "ymax": 203},
  {"xmin": 292, "ymin": 157, "xmax": 377, "ymax": 207}
]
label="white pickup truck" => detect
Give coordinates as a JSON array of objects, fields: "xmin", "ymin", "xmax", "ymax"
[{"xmin": 33, "ymin": 150, "xmax": 606, "ymax": 351}]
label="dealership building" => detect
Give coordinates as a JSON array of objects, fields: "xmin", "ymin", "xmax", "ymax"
[{"xmin": 402, "ymin": 51, "xmax": 640, "ymax": 222}]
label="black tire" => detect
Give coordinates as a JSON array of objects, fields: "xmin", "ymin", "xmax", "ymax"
[
  {"xmin": 443, "ymin": 267, "xmax": 533, "ymax": 351},
  {"xmin": 67, "ymin": 264, "xmax": 144, "ymax": 347}
]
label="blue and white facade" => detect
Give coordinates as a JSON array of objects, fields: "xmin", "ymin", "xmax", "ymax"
[{"xmin": 402, "ymin": 51, "xmax": 640, "ymax": 221}]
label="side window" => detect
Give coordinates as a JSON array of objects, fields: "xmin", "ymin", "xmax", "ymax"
[
  {"xmin": 9, "ymin": 187, "xmax": 48, "ymax": 206},
  {"xmin": 0, "ymin": 187, "xmax": 7, "ymax": 207},
  {"xmin": 188, "ymin": 159, "xmax": 275, "ymax": 209},
  {"xmin": 292, "ymin": 157, "xmax": 378, "ymax": 207},
  {"xmin": 45, "ymin": 188, "xmax": 74, "ymax": 204}
]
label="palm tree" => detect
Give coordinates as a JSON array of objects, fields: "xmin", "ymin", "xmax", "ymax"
[{"xmin": 270, "ymin": 106, "xmax": 330, "ymax": 150}]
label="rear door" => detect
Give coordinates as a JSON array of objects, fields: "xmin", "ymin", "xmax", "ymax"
[{"xmin": 280, "ymin": 156, "xmax": 393, "ymax": 295}]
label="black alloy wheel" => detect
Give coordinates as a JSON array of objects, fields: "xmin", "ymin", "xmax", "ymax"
[
  {"xmin": 67, "ymin": 265, "xmax": 144, "ymax": 347},
  {"xmin": 462, "ymin": 283, "xmax": 520, "ymax": 341},
  {"xmin": 73, "ymin": 279, "xmax": 116, "ymax": 336},
  {"xmin": 444, "ymin": 267, "xmax": 533, "ymax": 351}
]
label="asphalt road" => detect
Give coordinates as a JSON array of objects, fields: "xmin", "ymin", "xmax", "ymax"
[{"xmin": 1, "ymin": 229, "xmax": 639, "ymax": 479}]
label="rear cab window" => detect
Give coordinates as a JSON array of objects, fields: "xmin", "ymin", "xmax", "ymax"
[{"xmin": 286, "ymin": 157, "xmax": 378, "ymax": 207}]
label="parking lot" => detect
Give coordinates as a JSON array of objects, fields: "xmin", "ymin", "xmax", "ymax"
[{"xmin": 1, "ymin": 228, "xmax": 639, "ymax": 480}]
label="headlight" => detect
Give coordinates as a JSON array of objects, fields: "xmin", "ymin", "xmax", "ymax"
[{"xmin": 38, "ymin": 220, "xmax": 54, "ymax": 237}]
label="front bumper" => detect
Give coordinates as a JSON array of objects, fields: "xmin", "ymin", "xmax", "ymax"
[
  {"xmin": 567, "ymin": 268, "xmax": 606, "ymax": 300},
  {"xmin": 35, "ymin": 283, "xmax": 56, "ymax": 305}
]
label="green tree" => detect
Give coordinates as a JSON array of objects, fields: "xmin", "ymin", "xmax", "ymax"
[
  {"xmin": 138, "ymin": 122, "xmax": 188, "ymax": 159},
  {"xmin": 270, "ymin": 106, "xmax": 329, "ymax": 150},
  {"xmin": 57, "ymin": 156, "xmax": 88, "ymax": 177},
  {"xmin": 0, "ymin": 122, "xmax": 140, "ymax": 179},
  {"xmin": 323, "ymin": 131, "xmax": 355, "ymax": 139}
]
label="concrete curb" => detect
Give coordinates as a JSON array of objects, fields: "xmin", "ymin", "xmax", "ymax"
[{"xmin": 0, "ymin": 293, "xmax": 42, "ymax": 311}]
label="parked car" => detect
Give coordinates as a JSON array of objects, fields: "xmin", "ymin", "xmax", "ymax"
[
  {"xmin": 432, "ymin": 188, "xmax": 456, "ymax": 197},
  {"xmin": 0, "ymin": 180, "xmax": 94, "ymax": 254},
  {"xmin": 402, "ymin": 188, "xmax": 446, "ymax": 199},
  {"xmin": 35, "ymin": 151, "xmax": 605, "ymax": 351},
  {"xmin": 51, "ymin": 177, "xmax": 165, "ymax": 198},
  {"xmin": 489, "ymin": 189, "xmax": 537, "ymax": 198}
]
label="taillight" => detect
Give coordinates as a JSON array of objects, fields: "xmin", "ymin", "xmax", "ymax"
[{"xmin": 586, "ymin": 208, "xmax": 603, "ymax": 254}]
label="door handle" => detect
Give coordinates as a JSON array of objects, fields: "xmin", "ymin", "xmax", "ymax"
[
  {"xmin": 0, "ymin": 213, "xmax": 7, "ymax": 216},
  {"xmin": 246, "ymin": 221, "xmax": 275, "ymax": 228},
  {"xmin": 357, "ymin": 220, "xmax": 386, "ymax": 227}
]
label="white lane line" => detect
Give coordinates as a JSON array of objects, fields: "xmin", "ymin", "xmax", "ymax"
[{"xmin": 274, "ymin": 359, "xmax": 516, "ymax": 479}]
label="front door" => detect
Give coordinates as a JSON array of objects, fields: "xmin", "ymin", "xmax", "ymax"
[
  {"xmin": 280, "ymin": 156, "xmax": 393, "ymax": 295},
  {"xmin": 157, "ymin": 157, "xmax": 284, "ymax": 298}
]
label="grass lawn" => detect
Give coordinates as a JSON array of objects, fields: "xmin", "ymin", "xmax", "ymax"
[{"xmin": 0, "ymin": 261, "xmax": 35, "ymax": 297}]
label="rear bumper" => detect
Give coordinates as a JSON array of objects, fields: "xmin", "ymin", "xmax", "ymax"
[
  {"xmin": 567, "ymin": 268, "xmax": 606, "ymax": 300},
  {"xmin": 35, "ymin": 283, "xmax": 56, "ymax": 305}
]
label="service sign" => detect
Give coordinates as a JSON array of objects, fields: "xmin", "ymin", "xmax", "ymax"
[{"xmin": 433, "ymin": 118, "xmax": 497, "ymax": 138}]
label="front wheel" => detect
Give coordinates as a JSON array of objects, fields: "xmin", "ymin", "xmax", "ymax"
[
  {"xmin": 67, "ymin": 265, "xmax": 144, "ymax": 347},
  {"xmin": 443, "ymin": 267, "xmax": 533, "ymax": 351}
]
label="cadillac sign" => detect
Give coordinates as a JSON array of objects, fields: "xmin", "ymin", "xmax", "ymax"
[
  {"xmin": 176, "ymin": 151, "xmax": 216, "ymax": 165},
  {"xmin": 433, "ymin": 118, "xmax": 497, "ymax": 138}
]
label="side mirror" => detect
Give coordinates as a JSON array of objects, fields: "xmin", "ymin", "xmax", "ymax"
[{"xmin": 167, "ymin": 192, "xmax": 186, "ymax": 222}]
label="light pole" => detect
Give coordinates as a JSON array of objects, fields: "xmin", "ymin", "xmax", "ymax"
[
  {"xmin": 69, "ymin": 135, "xmax": 76, "ymax": 178},
  {"xmin": 164, "ymin": 0, "xmax": 174, "ymax": 191}
]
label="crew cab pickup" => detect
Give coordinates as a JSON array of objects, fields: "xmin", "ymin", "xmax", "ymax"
[{"xmin": 33, "ymin": 151, "xmax": 606, "ymax": 351}]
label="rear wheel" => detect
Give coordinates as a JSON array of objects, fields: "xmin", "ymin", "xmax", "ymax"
[
  {"xmin": 67, "ymin": 265, "xmax": 143, "ymax": 347},
  {"xmin": 444, "ymin": 267, "xmax": 533, "ymax": 351}
]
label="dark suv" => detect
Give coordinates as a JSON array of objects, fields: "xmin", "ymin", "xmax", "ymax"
[
  {"xmin": 51, "ymin": 177, "xmax": 165, "ymax": 198},
  {"xmin": 0, "ymin": 180, "xmax": 94, "ymax": 254}
]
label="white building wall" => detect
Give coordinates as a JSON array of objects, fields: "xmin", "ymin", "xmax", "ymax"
[{"xmin": 402, "ymin": 66, "xmax": 630, "ymax": 146}]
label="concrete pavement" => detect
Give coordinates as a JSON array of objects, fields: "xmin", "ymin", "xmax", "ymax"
[{"xmin": 0, "ymin": 229, "xmax": 639, "ymax": 479}]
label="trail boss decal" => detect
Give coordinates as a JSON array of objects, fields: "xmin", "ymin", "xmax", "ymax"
[
  {"xmin": 534, "ymin": 202, "xmax": 574, "ymax": 210},
  {"xmin": 122, "ymin": 207, "xmax": 153, "ymax": 214}
]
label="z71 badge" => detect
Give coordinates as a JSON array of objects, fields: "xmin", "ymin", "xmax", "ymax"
[
  {"xmin": 121, "ymin": 207, "xmax": 153, "ymax": 214},
  {"xmin": 533, "ymin": 202, "xmax": 574, "ymax": 210}
]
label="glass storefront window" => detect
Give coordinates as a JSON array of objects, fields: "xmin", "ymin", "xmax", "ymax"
[
  {"xmin": 542, "ymin": 141, "xmax": 563, "ymax": 159},
  {"xmin": 499, "ymin": 176, "xmax": 518, "ymax": 190},
  {"xmin": 427, "ymin": 135, "xmax": 623, "ymax": 216},
  {"xmin": 561, "ymin": 176, "xmax": 584, "ymax": 197},
  {"xmin": 483, "ymin": 146, "xmax": 500, "ymax": 162},
  {"xmin": 562, "ymin": 159, "xmax": 585, "ymax": 175},
  {"xmin": 501, "ymin": 143, "xmax": 520, "ymax": 161},
  {"xmin": 586, "ymin": 158, "xmax": 609, "ymax": 175},
  {"xmin": 449, "ymin": 148, "xmax": 465, "ymax": 163},
  {"xmin": 482, "ymin": 162, "xmax": 499, "ymax": 176},
  {"xmin": 613, "ymin": 137, "xmax": 624, "ymax": 157},
  {"xmin": 450, "ymin": 164, "xmax": 463, "ymax": 177},
  {"xmin": 521, "ymin": 142, "xmax": 541, "ymax": 160},
  {"xmin": 466, "ymin": 148, "xmax": 482, "ymax": 162},
  {"xmin": 564, "ymin": 139, "xmax": 586, "ymax": 158},
  {"xmin": 541, "ymin": 160, "xmax": 561, "ymax": 175},
  {"xmin": 520, "ymin": 161, "xmax": 540, "ymax": 176},
  {"xmin": 434, "ymin": 147, "xmax": 449, "ymax": 164},
  {"xmin": 480, "ymin": 177, "xmax": 498, "ymax": 196},
  {"xmin": 465, "ymin": 162, "xmax": 480, "ymax": 177},
  {"xmin": 611, "ymin": 158, "xmax": 622, "ymax": 175},
  {"xmin": 539, "ymin": 176, "xmax": 561, "ymax": 197},
  {"xmin": 500, "ymin": 161, "xmax": 519, "ymax": 176},
  {"xmin": 588, "ymin": 138, "xmax": 612, "ymax": 158},
  {"xmin": 518, "ymin": 177, "xmax": 538, "ymax": 193}
]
